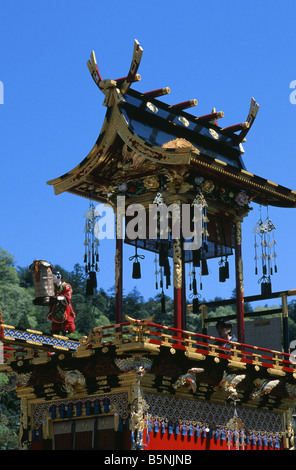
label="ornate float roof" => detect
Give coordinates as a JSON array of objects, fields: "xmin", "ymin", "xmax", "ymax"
[{"xmin": 47, "ymin": 40, "xmax": 296, "ymax": 209}]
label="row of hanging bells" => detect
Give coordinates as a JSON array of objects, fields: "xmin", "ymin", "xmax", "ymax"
[
  {"xmin": 253, "ymin": 207, "xmax": 277, "ymax": 297},
  {"xmin": 84, "ymin": 201, "xmax": 100, "ymax": 296},
  {"xmin": 188, "ymin": 191, "xmax": 209, "ymax": 313},
  {"xmin": 153, "ymin": 190, "xmax": 172, "ymax": 313},
  {"xmin": 154, "ymin": 241, "xmax": 172, "ymax": 313}
]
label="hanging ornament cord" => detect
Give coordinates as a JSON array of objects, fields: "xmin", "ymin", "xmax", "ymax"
[
  {"xmin": 253, "ymin": 206, "xmax": 277, "ymax": 297},
  {"xmin": 153, "ymin": 187, "xmax": 171, "ymax": 295},
  {"xmin": 84, "ymin": 201, "xmax": 100, "ymax": 274},
  {"xmin": 154, "ymin": 250, "xmax": 166, "ymax": 314},
  {"xmin": 154, "ymin": 254, "xmax": 159, "ymax": 290},
  {"xmin": 84, "ymin": 200, "xmax": 100, "ymax": 295},
  {"xmin": 158, "ymin": 239, "xmax": 171, "ymax": 290},
  {"xmin": 188, "ymin": 191, "xmax": 207, "ymax": 310},
  {"xmin": 189, "ymin": 266, "xmax": 201, "ymax": 313},
  {"xmin": 192, "ymin": 191, "xmax": 209, "ymax": 291},
  {"xmin": 219, "ymin": 219, "xmax": 230, "ymax": 283},
  {"xmin": 157, "ymin": 262, "xmax": 166, "ymax": 314},
  {"xmin": 154, "ymin": 245, "xmax": 169, "ymax": 314}
]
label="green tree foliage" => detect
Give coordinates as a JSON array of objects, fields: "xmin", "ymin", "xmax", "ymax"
[
  {"xmin": 0, "ymin": 249, "xmax": 19, "ymax": 285},
  {"xmin": 0, "ymin": 374, "xmax": 19, "ymax": 449}
]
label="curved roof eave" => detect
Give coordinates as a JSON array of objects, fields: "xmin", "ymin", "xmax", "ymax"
[
  {"xmin": 47, "ymin": 40, "xmax": 296, "ymax": 209},
  {"xmin": 46, "ymin": 94, "xmax": 198, "ymax": 196}
]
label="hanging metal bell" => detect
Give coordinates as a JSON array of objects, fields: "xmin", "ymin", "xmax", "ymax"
[
  {"xmin": 261, "ymin": 280, "xmax": 272, "ymax": 297},
  {"xmin": 132, "ymin": 261, "xmax": 141, "ymax": 279},
  {"xmin": 219, "ymin": 265, "xmax": 226, "ymax": 282},
  {"xmin": 89, "ymin": 271, "xmax": 97, "ymax": 288},
  {"xmin": 192, "ymin": 248, "xmax": 201, "ymax": 267},
  {"xmin": 86, "ymin": 279, "xmax": 94, "ymax": 296},
  {"xmin": 192, "ymin": 297, "xmax": 199, "ymax": 313},
  {"xmin": 224, "ymin": 260, "xmax": 229, "ymax": 279},
  {"xmin": 201, "ymin": 258, "xmax": 209, "ymax": 276}
]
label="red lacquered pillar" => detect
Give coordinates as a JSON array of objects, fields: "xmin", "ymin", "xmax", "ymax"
[
  {"xmin": 181, "ymin": 255, "xmax": 187, "ymax": 331},
  {"xmin": 235, "ymin": 220, "xmax": 245, "ymax": 343}
]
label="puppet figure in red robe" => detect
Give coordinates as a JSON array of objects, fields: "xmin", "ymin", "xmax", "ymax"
[{"xmin": 47, "ymin": 272, "xmax": 76, "ymax": 334}]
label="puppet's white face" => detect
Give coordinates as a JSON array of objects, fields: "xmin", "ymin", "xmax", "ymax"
[{"xmin": 53, "ymin": 274, "xmax": 62, "ymax": 286}]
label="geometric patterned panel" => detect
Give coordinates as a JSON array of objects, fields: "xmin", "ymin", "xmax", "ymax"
[
  {"xmin": 32, "ymin": 392, "xmax": 129, "ymax": 428},
  {"xmin": 4, "ymin": 326, "xmax": 79, "ymax": 350},
  {"xmin": 144, "ymin": 393, "xmax": 283, "ymax": 434}
]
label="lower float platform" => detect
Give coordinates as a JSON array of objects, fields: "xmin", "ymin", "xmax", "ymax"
[{"xmin": 0, "ymin": 319, "xmax": 295, "ymax": 450}]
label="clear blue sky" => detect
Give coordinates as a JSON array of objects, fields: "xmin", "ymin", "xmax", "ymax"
[{"xmin": 1, "ymin": 1, "xmax": 296, "ymax": 307}]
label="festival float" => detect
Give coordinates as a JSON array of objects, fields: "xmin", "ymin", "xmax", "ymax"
[{"xmin": 1, "ymin": 40, "xmax": 296, "ymax": 450}]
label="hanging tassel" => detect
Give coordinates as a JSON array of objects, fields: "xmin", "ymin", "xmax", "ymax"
[
  {"xmin": 163, "ymin": 258, "xmax": 170, "ymax": 278},
  {"xmin": 254, "ymin": 233, "xmax": 259, "ymax": 275},
  {"xmin": 51, "ymin": 407, "xmax": 56, "ymax": 420},
  {"xmin": 195, "ymin": 425, "xmax": 200, "ymax": 438},
  {"xmin": 191, "ymin": 191, "xmax": 208, "ymax": 295},
  {"xmin": 159, "ymin": 267, "xmax": 163, "ymax": 290},
  {"xmin": 224, "ymin": 257, "xmax": 229, "ymax": 279},
  {"xmin": 84, "ymin": 201, "xmax": 100, "ymax": 295},
  {"xmin": 154, "ymin": 419, "xmax": 160, "ymax": 433},
  {"xmin": 76, "ymin": 404, "xmax": 82, "ymax": 417},
  {"xmin": 154, "ymin": 255, "xmax": 159, "ymax": 289},
  {"xmin": 159, "ymin": 241, "xmax": 168, "ymax": 267},
  {"xmin": 161, "ymin": 292, "xmax": 166, "ymax": 313},
  {"xmin": 181, "ymin": 422, "xmax": 187, "ymax": 436},
  {"xmin": 201, "ymin": 257, "xmax": 209, "ymax": 276},
  {"xmin": 188, "ymin": 424, "xmax": 194, "ymax": 438},
  {"xmin": 166, "ymin": 275, "xmax": 170, "ymax": 289},
  {"xmin": 192, "ymin": 248, "xmax": 201, "ymax": 267},
  {"xmin": 190, "ymin": 269, "xmax": 201, "ymax": 313},
  {"xmin": 199, "ymin": 262, "xmax": 203, "ymax": 290},
  {"xmin": 189, "ymin": 264, "xmax": 193, "ymax": 291},
  {"xmin": 192, "ymin": 270, "xmax": 197, "ymax": 295}
]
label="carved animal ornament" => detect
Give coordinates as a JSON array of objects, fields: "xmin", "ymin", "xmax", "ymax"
[
  {"xmin": 218, "ymin": 371, "xmax": 246, "ymax": 399},
  {"xmin": 57, "ymin": 366, "xmax": 86, "ymax": 396},
  {"xmin": 172, "ymin": 368, "xmax": 204, "ymax": 393},
  {"xmin": 251, "ymin": 378, "xmax": 279, "ymax": 400}
]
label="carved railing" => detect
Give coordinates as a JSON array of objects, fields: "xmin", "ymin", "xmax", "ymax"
[
  {"xmin": 79, "ymin": 320, "xmax": 296, "ymax": 375},
  {"xmin": 1, "ymin": 319, "xmax": 295, "ymax": 375}
]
